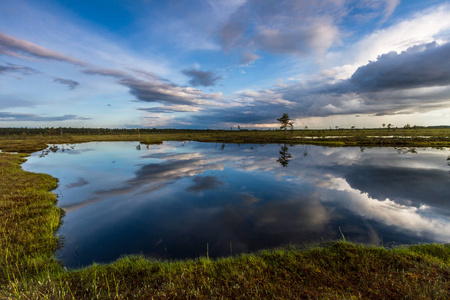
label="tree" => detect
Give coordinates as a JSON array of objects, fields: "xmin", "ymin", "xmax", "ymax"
[{"xmin": 277, "ymin": 113, "xmax": 293, "ymax": 137}]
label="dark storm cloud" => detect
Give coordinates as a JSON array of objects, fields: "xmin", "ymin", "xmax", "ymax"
[
  {"xmin": 348, "ymin": 42, "xmax": 450, "ymax": 92},
  {"xmin": 182, "ymin": 68, "xmax": 223, "ymax": 87},
  {"xmin": 0, "ymin": 31, "xmax": 87, "ymax": 66},
  {"xmin": 0, "ymin": 112, "xmax": 90, "ymax": 122},
  {"xmin": 0, "ymin": 63, "xmax": 40, "ymax": 75},
  {"xmin": 186, "ymin": 176, "xmax": 225, "ymax": 193},
  {"xmin": 54, "ymin": 78, "xmax": 79, "ymax": 90}
]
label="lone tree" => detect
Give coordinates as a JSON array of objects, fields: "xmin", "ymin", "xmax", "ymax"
[{"xmin": 277, "ymin": 113, "xmax": 293, "ymax": 137}]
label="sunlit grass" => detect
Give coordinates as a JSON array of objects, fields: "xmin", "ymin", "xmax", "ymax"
[{"xmin": 1, "ymin": 241, "xmax": 449, "ymax": 299}]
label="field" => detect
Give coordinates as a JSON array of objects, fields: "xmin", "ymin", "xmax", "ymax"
[{"xmin": 0, "ymin": 127, "xmax": 449, "ymax": 299}]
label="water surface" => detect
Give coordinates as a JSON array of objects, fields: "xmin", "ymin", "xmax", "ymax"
[{"xmin": 23, "ymin": 142, "xmax": 450, "ymax": 268}]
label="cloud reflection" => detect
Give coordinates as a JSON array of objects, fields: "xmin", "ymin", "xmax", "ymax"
[
  {"xmin": 187, "ymin": 176, "xmax": 225, "ymax": 193},
  {"xmin": 95, "ymin": 153, "xmax": 226, "ymax": 197}
]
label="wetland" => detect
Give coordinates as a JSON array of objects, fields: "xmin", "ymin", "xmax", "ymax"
[{"xmin": 22, "ymin": 141, "xmax": 450, "ymax": 268}]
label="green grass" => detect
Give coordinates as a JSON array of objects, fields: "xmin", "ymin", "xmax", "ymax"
[
  {"xmin": 0, "ymin": 129, "xmax": 449, "ymax": 299},
  {"xmin": 0, "ymin": 127, "xmax": 449, "ymax": 153},
  {"xmin": 1, "ymin": 241, "xmax": 449, "ymax": 299},
  {"xmin": 0, "ymin": 153, "xmax": 61, "ymax": 288}
]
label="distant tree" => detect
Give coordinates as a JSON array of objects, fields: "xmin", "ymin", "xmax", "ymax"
[
  {"xmin": 387, "ymin": 123, "xmax": 393, "ymax": 130},
  {"xmin": 277, "ymin": 113, "xmax": 293, "ymax": 137},
  {"xmin": 382, "ymin": 123, "xmax": 386, "ymax": 128}
]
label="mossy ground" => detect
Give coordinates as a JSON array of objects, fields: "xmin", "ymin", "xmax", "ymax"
[{"xmin": 0, "ymin": 129, "xmax": 449, "ymax": 299}]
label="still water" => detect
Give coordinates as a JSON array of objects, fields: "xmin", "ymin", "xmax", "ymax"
[{"xmin": 23, "ymin": 141, "xmax": 450, "ymax": 268}]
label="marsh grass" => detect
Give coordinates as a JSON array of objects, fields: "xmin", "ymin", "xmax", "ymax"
[
  {"xmin": 1, "ymin": 242, "xmax": 449, "ymax": 299},
  {"xmin": 0, "ymin": 153, "xmax": 62, "ymax": 292},
  {"xmin": 0, "ymin": 130, "xmax": 449, "ymax": 299},
  {"xmin": 0, "ymin": 127, "xmax": 449, "ymax": 153}
]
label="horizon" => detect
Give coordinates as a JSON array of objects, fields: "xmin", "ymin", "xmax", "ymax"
[{"xmin": 1, "ymin": 0, "xmax": 450, "ymax": 129}]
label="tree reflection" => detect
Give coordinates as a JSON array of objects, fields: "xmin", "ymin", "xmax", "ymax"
[
  {"xmin": 277, "ymin": 144, "xmax": 292, "ymax": 167},
  {"xmin": 395, "ymin": 147, "xmax": 417, "ymax": 154}
]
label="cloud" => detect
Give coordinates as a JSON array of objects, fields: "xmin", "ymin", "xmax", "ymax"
[
  {"xmin": 0, "ymin": 63, "xmax": 40, "ymax": 75},
  {"xmin": 347, "ymin": 42, "xmax": 450, "ymax": 92},
  {"xmin": 54, "ymin": 78, "xmax": 79, "ymax": 90},
  {"xmin": 122, "ymin": 77, "xmax": 222, "ymax": 105},
  {"xmin": 131, "ymin": 68, "xmax": 171, "ymax": 82},
  {"xmin": 200, "ymin": 41, "xmax": 450, "ymax": 127},
  {"xmin": 0, "ymin": 112, "xmax": 90, "ymax": 122},
  {"xmin": 254, "ymin": 20, "xmax": 338, "ymax": 56},
  {"xmin": 218, "ymin": 0, "xmax": 399, "ymax": 61},
  {"xmin": 82, "ymin": 67, "xmax": 129, "ymax": 79},
  {"xmin": 182, "ymin": 68, "xmax": 223, "ymax": 87},
  {"xmin": 240, "ymin": 51, "xmax": 260, "ymax": 64},
  {"xmin": 0, "ymin": 31, "xmax": 87, "ymax": 66},
  {"xmin": 347, "ymin": 0, "xmax": 400, "ymax": 24},
  {"xmin": 84, "ymin": 67, "xmax": 223, "ymax": 106},
  {"xmin": 0, "ymin": 98, "xmax": 34, "ymax": 109},
  {"xmin": 138, "ymin": 105, "xmax": 202, "ymax": 113}
]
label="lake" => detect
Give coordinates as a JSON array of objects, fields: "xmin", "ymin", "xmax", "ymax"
[{"xmin": 22, "ymin": 141, "xmax": 450, "ymax": 268}]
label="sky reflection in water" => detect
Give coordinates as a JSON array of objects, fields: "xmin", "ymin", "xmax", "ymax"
[{"xmin": 23, "ymin": 142, "xmax": 450, "ymax": 268}]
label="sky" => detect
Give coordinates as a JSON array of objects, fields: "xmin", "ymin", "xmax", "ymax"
[{"xmin": 1, "ymin": 0, "xmax": 450, "ymax": 129}]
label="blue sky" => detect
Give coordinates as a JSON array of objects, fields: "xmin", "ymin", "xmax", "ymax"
[{"xmin": 1, "ymin": 0, "xmax": 449, "ymax": 129}]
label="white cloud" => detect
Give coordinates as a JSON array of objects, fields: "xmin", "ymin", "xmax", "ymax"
[{"xmin": 326, "ymin": 3, "xmax": 450, "ymax": 75}]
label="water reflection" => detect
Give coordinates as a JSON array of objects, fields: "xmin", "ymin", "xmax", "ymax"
[
  {"xmin": 276, "ymin": 144, "xmax": 292, "ymax": 167},
  {"xmin": 22, "ymin": 142, "xmax": 450, "ymax": 268}
]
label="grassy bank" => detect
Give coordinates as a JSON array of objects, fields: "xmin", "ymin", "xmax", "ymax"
[
  {"xmin": 2, "ymin": 241, "xmax": 449, "ymax": 299},
  {"xmin": 0, "ymin": 127, "xmax": 450, "ymax": 153},
  {"xmin": 0, "ymin": 129, "xmax": 449, "ymax": 298}
]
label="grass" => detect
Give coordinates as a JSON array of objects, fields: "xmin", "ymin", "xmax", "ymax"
[
  {"xmin": 0, "ymin": 128, "xmax": 449, "ymax": 298},
  {"xmin": 0, "ymin": 127, "xmax": 449, "ymax": 153}
]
